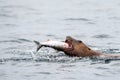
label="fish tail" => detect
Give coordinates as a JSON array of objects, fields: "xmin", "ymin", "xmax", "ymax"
[{"xmin": 34, "ymin": 40, "xmax": 42, "ymax": 52}]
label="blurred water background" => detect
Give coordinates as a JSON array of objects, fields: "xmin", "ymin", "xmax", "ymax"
[{"xmin": 0, "ymin": 0, "xmax": 120, "ymax": 80}]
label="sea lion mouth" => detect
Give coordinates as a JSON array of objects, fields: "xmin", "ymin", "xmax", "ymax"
[{"xmin": 65, "ymin": 39, "xmax": 73, "ymax": 48}]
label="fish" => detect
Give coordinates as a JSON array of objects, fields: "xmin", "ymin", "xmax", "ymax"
[{"xmin": 34, "ymin": 40, "xmax": 69, "ymax": 52}]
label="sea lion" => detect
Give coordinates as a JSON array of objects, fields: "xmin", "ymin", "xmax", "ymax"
[{"xmin": 64, "ymin": 36, "xmax": 120, "ymax": 58}]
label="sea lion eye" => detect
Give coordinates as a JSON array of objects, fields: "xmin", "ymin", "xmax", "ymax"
[
  {"xmin": 88, "ymin": 48, "xmax": 91, "ymax": 50},
  {"xmin": 78, "ymin": 40, "xmax": 82, "ymax": 43}
]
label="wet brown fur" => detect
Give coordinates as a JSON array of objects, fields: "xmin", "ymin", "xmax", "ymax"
[{"xmin": 64, "ymin": 36, "xmax": 120, "ymax": 58}]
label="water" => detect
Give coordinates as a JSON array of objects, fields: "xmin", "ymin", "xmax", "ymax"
[{"xmin": 0, "ymin": 0, "xmax": 120, "ymax": 80}]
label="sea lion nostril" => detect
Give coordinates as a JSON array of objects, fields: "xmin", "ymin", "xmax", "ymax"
[{"xmin": 65, "ymin": 39, "xmax": 71, "ymax": 43}]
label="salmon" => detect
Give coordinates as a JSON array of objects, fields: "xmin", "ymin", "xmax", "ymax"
[{"xmin": 34, "ymin": 40, "xmax": 69, "ymax": 52}]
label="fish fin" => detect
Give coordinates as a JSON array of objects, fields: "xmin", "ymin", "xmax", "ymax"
[{"xmin": 34, "ymin": 40, "xmax": 42, "ymax": 52}]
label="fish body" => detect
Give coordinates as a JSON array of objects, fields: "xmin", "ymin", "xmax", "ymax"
[{"xmin": 34, "ymin": 40, "xmax": 69, "ymax": 52}]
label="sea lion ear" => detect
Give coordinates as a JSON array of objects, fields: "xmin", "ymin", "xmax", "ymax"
[{"xmin": 78, "ymin": 40, "xmax": 82, "ymax": 43}]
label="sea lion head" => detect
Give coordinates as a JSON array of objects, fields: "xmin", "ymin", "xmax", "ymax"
[{"xmin": 64, "ymin": 36, "xmax": 94, "ymax": 57}]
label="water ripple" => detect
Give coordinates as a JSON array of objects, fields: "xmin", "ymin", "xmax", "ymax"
[
  {"xmin": 0, "ymin": 40, "xmax": 22, "ymax": 43},
  {"xmin": 36, "ymin": 72, "xmax": 51, "ymax": 75},
  {"xmin": 1, "ymin": 54, "xmax": 118, "ymax": 64},
  {"xmin": 0, "ymin": 38, "xmax": 32, "ymax": 43},
  {"xmin": 102, "ymin": 48, "xmax": 120, "ymax": 53},
  {"xmin": 92, "ymin": 34, "xmax": 113, "ymax": 38},
  {"xmin": 17, "ymin": 38, "xmax": 32, "ymax": 42},
  {"xmin": 64, "ymin": 18, "xmax": 90, "ymax": 21},
  {"xmin": 0, "ymin": 51, "xmax": 82, "ymax": 63},
  {"xmin": 0, "ymin": 57, "xmax": 33, "ymax": 63}
]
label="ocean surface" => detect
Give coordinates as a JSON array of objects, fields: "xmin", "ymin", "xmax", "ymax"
[{"xmin": 0, "ymin": 0, "xmax": 120, "ymax": 80}]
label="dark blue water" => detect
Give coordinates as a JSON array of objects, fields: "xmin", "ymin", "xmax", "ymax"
[{"xmin": 0, "ymin": 0, "xmax": 120, "ymax": 80}]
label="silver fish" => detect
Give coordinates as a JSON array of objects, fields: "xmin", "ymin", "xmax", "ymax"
[{"xmin": 34, "ymin": 40, "xmax": 69, "ymax": 52}]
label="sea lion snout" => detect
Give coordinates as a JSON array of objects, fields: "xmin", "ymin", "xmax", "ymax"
[
  {"xmin": 64, "ymin": 36, "xmax": 74, "ymax": 53},
  {"xmin": 65, "ymin": 36, "xmax": 82, "ymax": 43},
  {"xmin": 66, "ymin": 36, "xmax": 73, "ymax": 40},
  {"xmin": 65, "ymin": 36, "xmax": 73, "ymax": 43},
  {"xmin": 65, "ymin": 36, "xmax": 74, "ymax": 48}
]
